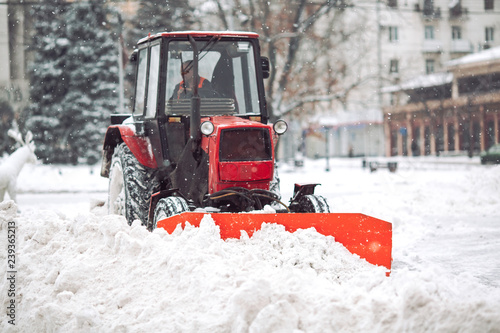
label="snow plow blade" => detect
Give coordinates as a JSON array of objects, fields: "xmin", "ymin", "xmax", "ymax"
[{"xmin": 157, "ymin": 212, "xmax": 392, "ymax": 274}]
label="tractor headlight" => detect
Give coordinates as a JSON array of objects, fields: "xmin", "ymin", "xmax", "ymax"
[
  {"xmin": 200, "ymin": 121, "xmax": 215, "ymax": 136},
  {"xmin": 273, "ymin": 120, "xmax": 288, "ymax": 135}
]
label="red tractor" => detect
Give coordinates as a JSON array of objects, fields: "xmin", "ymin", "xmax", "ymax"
[{"xmin": 100, "ymin": 32, "xmax": 392, "ymax": 273}]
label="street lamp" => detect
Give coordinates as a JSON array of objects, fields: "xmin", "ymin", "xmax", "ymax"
[{"xmin": 325, "ymin": 127, "xmax": 330, "ymax": 172}]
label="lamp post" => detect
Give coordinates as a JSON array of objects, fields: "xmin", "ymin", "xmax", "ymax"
[
  {"xmin": 117, "ymin": 13, "xmax": 125, "ymax": 114},
  {"xmin": 325, "ymin": 127, "xmax": 330, "ymax": 172}
]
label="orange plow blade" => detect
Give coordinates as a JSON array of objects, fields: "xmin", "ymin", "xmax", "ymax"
[{"xmin": 157, "ymin": 212, "xmax": 392, "ymax": 274}]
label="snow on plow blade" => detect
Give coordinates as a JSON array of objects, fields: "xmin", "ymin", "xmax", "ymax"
[{"xmin": 157, "ymin": 212, "xmax": 392, "ymax": 274}]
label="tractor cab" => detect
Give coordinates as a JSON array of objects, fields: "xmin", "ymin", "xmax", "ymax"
[{"xmin": 129, "ymin": 32, "xmax": 271, "ymax": 171}]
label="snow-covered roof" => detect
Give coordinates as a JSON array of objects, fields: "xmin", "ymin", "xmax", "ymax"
[
  {"xmin": 447, "ymin": 46, "xmax": 500, "ymax": 68},
  {"xmin": 311, "ymin": 109, "xmax": 383, "ymax": 126},
  {"xmin": 382, "ymin": 72, "xmax": 453, "ymax": 93}
]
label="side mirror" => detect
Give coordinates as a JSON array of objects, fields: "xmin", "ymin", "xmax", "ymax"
[
  {"xmin": 129, "ymin": 49, "xmax": 138, "ymax": 63},
  {"xmin": 261, "ymin": 57, "xmax": 270, "ymax": 79}
]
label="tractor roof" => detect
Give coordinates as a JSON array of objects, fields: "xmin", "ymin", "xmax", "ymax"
[{"xmin": 138, "ymin": 31, "xmax": 259, "ymax": 44}]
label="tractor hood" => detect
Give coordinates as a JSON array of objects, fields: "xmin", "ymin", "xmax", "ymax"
[{"xmin": 200, "ymin": 116, "xmax": 276, "ymax": 195}]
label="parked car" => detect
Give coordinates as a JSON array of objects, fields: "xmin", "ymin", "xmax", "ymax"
[{"xmin": 480, "ymin": 144, "xmax": 500, "ymax": 164}]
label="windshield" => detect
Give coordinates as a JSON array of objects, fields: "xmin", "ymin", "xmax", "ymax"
[{"xmin": 165, "ymin": 40, "xmax": 261, "ymax": 116}]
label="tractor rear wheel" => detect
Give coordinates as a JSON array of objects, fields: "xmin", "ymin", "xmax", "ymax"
[
  {"xmin": 108, "ymin": 143, "xmax": 157, "ymax": 225},
  {"xmin": 296, "ymin": 194, "xmax": 330, "ymax": 213},
  {"xmin": 152, "ymin": 196, "xmax": 189, "ymax": 229}
]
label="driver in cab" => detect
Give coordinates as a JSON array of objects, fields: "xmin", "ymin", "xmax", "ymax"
[{"xmin": 172, "ymin": 61, "xmax": 218, "ymax": 99}]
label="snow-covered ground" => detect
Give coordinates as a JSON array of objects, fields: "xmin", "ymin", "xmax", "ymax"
[{"xmin": 1, "ymin": 157, "xmax": 500, "ymax": 332}]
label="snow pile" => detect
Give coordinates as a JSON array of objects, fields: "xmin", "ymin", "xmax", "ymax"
[
  {"xmin": 1, "ymin": 197, "xmax": 499, "ymax": 332},
  {"xmin": 1, "ymin": 160, "xmax": 500, "ymax": 331},
  {"xmin": 388, "ymin": 165, "xmax": 500, "ymax": 218},
  {"xmin": 466, "ymin": 166, "xmax": 500, "ymax": 215}
]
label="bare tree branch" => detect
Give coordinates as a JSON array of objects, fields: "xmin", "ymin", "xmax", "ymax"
[
  {"xmin": 278, "ymin": 74, "xmax": 377, "ymax": 118},
  {"xmin": 214, "ymin": 0, "xmax": 229, "ymax": 30},
  {"xmin": 199, "ymin": 0, "xmax": 373, "ymax": 122}
]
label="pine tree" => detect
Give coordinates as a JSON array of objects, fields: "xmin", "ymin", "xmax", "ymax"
[
  {"xmin": 63, "ymin": 1, "xmax": 119, "ymax": 164},
  {"xmin": 27, "ymin": 0, "xmax": 119, "ymax": 164},
  {"xmin": 26, "ymin": 0, "xmax": 69, "ymax": 163},
  {"xmin": 0, "ymin": 99, "xmax": 15, "ymax": 156}
]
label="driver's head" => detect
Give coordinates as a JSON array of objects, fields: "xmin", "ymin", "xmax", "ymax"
[{"xmin": 181, "ymin": 61, "xmax": 194, "ymax": 81}]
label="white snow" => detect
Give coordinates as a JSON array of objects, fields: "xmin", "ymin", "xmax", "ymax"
[
  {"xmin": 381, "ymin": 72, "xmax": 453, "ymax": 93},
  {"xmin": 448, "ymin": 0, "xmax": 460, "ymax": 8},
  {"xmin": 1, "ymin": 157, "xmax": 500, "ymax": 332},
  {"xmin": 446, "ymin": 46, "xmax": 500, "ymax": 68}
]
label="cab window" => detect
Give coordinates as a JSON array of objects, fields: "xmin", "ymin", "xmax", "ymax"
[
  {"xmin": 145, "ymin": 44, "xmax": 160, "ymax": 118},
  {"xmin": 133, "ymin": 48, "xmax": 148, "ymax": 116}
]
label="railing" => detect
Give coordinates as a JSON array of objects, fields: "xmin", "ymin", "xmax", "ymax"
[
  {"xmin": 422, "ymin": 6, "xmax": 441, "ymax": 19},
  {"xmin": 450, "ymin": 39, "xmax": 472, "ymax": 53},
  {"xmin": 449, "ymin": 5, "xmax": 468, "ymax": 19},
  {"xmin": 422, "ymin": 39, "xmax": 443, "ymax": 53}
]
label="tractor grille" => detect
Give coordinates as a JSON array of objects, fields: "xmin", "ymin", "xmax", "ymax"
[{"xmin": 219, "ymin": 128, "xmax": 272, "ymax": 162}]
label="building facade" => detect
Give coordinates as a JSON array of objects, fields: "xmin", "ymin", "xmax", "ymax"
[
  {"xmin": 378, "ymin": 0, "xmax": 500, "ymax": 157},
  {"xmin": 383, "ymin": 47, "xmax": 500, "ymax": 156},
  {"xmin": 0, "ymin": 0, "xmax": 31, "ymax": 116},
  {"xmin": 379, "ymin": 0, "xmax": 500, "ymax": 79},
  {"xmin": 302, "ymin": 0, "xmax": 500, "ymax": 159},
  {"xmin": 304, "ymin": 121, "xmax": 385, "ymax": 158}
]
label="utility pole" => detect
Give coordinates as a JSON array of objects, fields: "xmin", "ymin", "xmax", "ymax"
[
  {"xmin": 325, "ymin": 127, "xmax": 330, "ymax": 172},
  {"xmin": 376, "ymin": 0, "xmax": 383, "ymax": 157},
  {"xmin": 117, "ymin": 13, "xmax": 125, "ymax": 114},
  {"xmin": 376, "ymin": 0, "xmax": 382, "ymax": 108}
]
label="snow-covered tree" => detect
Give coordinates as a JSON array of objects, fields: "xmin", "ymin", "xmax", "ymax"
[
  {"xmin": 26, "ymin": 0, "xmax": 69, "ymax": 163},
  {"xmin": 62, "ymin": 1, "xmax": 120, "ymax": 164},
  {"xmin": 0, "ymin": 99, "xmax": 15, "ymax": 156},
  {"xmin": 27, "ymin": 0, "xmax": 119, "ymax": 164}
]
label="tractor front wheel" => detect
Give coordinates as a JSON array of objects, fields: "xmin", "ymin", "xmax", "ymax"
[
  {"xmin": 152, "ymin": 196, "xmax": 190, "ymax": 229},
  {"xmin": 296, "ymin": 194, "xmax": 330, "ymax": 213}
]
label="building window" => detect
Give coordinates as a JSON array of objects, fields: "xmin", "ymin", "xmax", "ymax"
[
  {"xmin": 425, "ymin": 26, "xmax": 435, "ymax": 39},
  {"xmin": 452, "ymin": 26, "xmax": 462, "ymax": 40},
  {"xmin": 423, "ymin": 0, "xmax": 435, "ymax": 14},
  {"xmin": 485, "ymin": 0, "xmax": 494, "ymax": 10},
  {"xmin": 426, "ymin": 59, "xmax": 435, "ymax": 74},
  {"xmin": 388, "ymin": 0, "xmax": 398, "ymax": 8},
  {"xmin": 486, "ymin": 27, "xmax": 494, "ymax": 42},
  {"xmin": 389, "ymin": 26, "xmax": 399, "ymax": 42},
  {"xmin": 447, "ymin": 124, "xmax": 455, "ymax": 152},
  {"xmin": 390, "ymin": 59, "xmax": 399, "ymax": 73}
]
